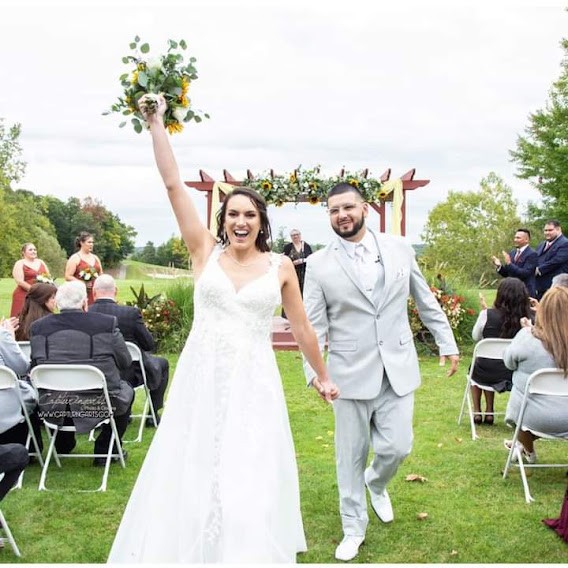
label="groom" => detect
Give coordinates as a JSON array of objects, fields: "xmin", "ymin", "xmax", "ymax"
[{"xmin": 303, "ymin": 182, "xmax": 459, "ymax": 561}]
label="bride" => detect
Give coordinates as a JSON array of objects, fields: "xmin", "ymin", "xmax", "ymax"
[{"xmin": 107, "ymin": 94, "xmax": 339, "ymax": 564}]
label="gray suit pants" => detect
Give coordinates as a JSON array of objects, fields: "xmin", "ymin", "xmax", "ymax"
[{"xmin": 333, "ymin": 376, "xmax": 414, "ymax": 536}]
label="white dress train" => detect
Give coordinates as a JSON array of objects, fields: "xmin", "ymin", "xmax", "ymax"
[{"xmin": 108, "ymin": 246, "xmax": 307, "ymax": 563}]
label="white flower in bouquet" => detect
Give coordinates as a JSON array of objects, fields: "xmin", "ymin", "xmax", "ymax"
[{"xmin": 104, "ymin": 36, "xmax": 209, "ymax": 135}]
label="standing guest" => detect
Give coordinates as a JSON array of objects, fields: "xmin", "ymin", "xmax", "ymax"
[
  {"xmin": 534, "ymin": 220, "xmax": 568, "ymax": 300},
  {"xmin": 283, "ymin": 229, "xmax": 313, "ymax": 295},
  {"xmin": 30, "ymin": 281, "xmax": 133, "ymax": 463},
  {"xmin": 491, "ymin": 228, "xmax": 537, "ymax": 297},
  {"xmin": 108, "ymin": 94, "xmax": 338, "ymax": 564},
  {"xmin": 16, "ymin": 283, "xmax": 58, "ymax": 341},
  {"xmin": 10, "ymin": 243, "xmax": 51, "ymax": 318},
  {"xmin": 64, "ymin": 232, "xmax": 103, "ymax": 306},
  {"xmin": 503, "ymin": 286, "xmax": 568, "ymax": 464},
  {"xmin": 302, "ymin": 182, "xmax": 459, "ymax": 562},
  {"xmin": 282, "ymin": 229, "xmax": 313, "ymax": 319},
  {"xmin": 470, "ymin": 278, "xmax": 533, "ymax": 425},
  {"xmin": 90, "ymin": 275, "xmax": 169, "ymax": 425}
]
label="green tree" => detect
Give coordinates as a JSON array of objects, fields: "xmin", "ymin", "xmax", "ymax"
[
  {"xmin": 271, "ymin": 226, "xmax": 288, "ymax": 253},
  {"xmin": 0, "ymin": 119, "xmax": 26, "ymax": 189},
  {"xmin": 155, "ymin": 236, "xmax": 189, "ymax": 268},
  {"xmin": 135, "ymin": 241, "xmax": 157, "ymax": 265},
  {"xmin": 421, "ymin": 173, "xmax": 521, "ymax": 287},
  {"xmin": 510, "ymin": 37, "xmax": 568, "ymax": 224}
]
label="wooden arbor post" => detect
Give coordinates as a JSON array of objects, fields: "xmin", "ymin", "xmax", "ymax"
[{"xmin": 184, "ymin": 168, "xmax": 430, "ymax": 236}]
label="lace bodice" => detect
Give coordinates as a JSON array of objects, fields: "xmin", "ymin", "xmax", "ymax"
[{"xmin": 192, "ymin": 246, "xmax": 282, "ymax": 343}]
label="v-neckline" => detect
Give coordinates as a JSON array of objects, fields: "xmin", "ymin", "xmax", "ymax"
[{"xmin": 216, "ymin": 253, "xmax": 273, "ymax": 294}]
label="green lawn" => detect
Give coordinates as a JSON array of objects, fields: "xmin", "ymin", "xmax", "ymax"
[{"xmin": 0, "ymin": 275, "xmax": 566, "ymax": 563}]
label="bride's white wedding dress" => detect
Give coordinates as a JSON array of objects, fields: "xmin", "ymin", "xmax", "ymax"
[{"xmin": 108, "ymin": 246, "xmax": 307, "ymax": 563}]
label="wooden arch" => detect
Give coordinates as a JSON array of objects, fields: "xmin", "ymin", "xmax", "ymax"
[{"xmin": 184, "ymin": 167, "xmax": 430, "ymax": 236}]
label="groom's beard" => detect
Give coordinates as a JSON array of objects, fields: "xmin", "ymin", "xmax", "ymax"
[{"xmin": 332, "ymin": 216, "xmax": 365, "ymax": 239}]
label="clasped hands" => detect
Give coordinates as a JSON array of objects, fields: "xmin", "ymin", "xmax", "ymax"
[
  {"xmin": 491, "ymin": 250, "xmax": 511, "ymax": 269},
  {"xmin": 312, "ymin": 377, "xmax": 340, "ymax": 404}
]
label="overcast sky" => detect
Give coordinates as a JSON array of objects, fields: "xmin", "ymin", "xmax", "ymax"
[{"xmin": 1, "ymin": 0, "xmax": 566, "ymax": 247}]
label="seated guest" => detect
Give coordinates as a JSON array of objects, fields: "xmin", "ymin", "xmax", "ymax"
[
  {"xmin": 503, "ymin": 286, "xmax": 568, "ymax": 464},
  {"xmin": 0, "ymin": 443, "xmax": 29, "ymax": 501},
  {"xmin": 16, "ymin": 282, "xmax": 58, "ymax": 341},
  {"xmin": 471, "ymin": 278, "xmax": 533, "ymax": 424},
  {"xmin": 30, "ymin": 281, "xmax": 134, "ymax": 465},
  {"xmin": 0, "ymin": 318, "xmax": 39, "ymax": 448},
  {"xmin": 90, "ymin": 275, "xmax": 169, "ymax": 425}
]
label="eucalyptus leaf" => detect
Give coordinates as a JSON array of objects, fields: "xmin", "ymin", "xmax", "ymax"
[
  {"xmin": 129, "ymin": 43, "xmax": 136, "ymax": 50},
  {"xmin": 194, "ymin": 116, "xmax": 202, "ymax": 123},
  {"xmin": 137, "ymin": 71, "xmax": 148, "ymax": 87},
  {"xmin": 134, "ymin": 35, "xmax": 140, "ymax": 42},
  {"xmin": 180, "ymin": 39, "xmax": 187, "ymax": 49},
  {"xmin": 140, "ymin": 43, "xmax": 150, "ymax": 54},
  {"xmin": 119, "ymin": 121, "xmax": 126, "ymax": 128},
  {"xmin": 122, "ymin": 57, "xmax": 129, "ymax": 64}
]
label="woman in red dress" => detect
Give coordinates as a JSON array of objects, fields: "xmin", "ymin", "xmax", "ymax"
[
  {"xmin": 10, "ymin": 243, "xmax": 51, "ymax": 317},
  {"xmin": 64, "ymin": 232, "xmax": 103, "ymax": 306}
]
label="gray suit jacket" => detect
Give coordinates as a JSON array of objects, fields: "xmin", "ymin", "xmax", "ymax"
[{"xmin": 303, "ymin": 230, "xmax": 458, "ymax": 399}]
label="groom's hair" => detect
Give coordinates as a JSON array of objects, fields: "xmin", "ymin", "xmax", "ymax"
[
  {"xmin": 327, "ymin": 182, "xmax": 364, "ymax": 201},
  {"xmin": 216, "ymin": 187, "xmax": 272, "ymax": 252}
]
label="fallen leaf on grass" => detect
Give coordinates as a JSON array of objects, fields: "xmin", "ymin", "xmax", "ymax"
[
  {"xmin": 405, "ymin": 474, "xmax": 428, "ymax": 483},
  {"xmin": 455, "ymin": 437, "xmax": 463, "ymax": 443},
  {"xmin": 416, "ymin": 512, "xmax": 429, "ymax": 520},
  {"xmin": 315, "ymin": 436, "xmax": 323, "ymax": 440},
  {"xmin": 327, "ymin": 430, "xmax": 334, "ymax": 437},
  {"xmin": 450, "ymin": 550, "xmax": 458, "ymax": 556},
  {"xmin": 437, "ymin": 443, "xmax": 443, "ymax": 448}
]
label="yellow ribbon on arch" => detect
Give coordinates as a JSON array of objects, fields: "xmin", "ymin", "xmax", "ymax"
[
  {"xmin": 210, "ymin": 181, "xmax": 236, "ymax": 236},
  {"xmin": 377, "ymin": 178, "xmax": 403, "ymax": 236}
]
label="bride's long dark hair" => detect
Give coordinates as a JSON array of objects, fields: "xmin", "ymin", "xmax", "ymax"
[{"xmin": 216, "ymin": 187, "xmax": 272, "ymax": 252}]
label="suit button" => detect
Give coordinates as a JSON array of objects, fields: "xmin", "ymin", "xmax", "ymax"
[{"xmin": 375, "ymin": 314, "xmax": 380, "ymax": 319}]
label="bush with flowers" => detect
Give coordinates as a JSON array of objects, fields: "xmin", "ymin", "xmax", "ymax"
[
  {"xmin": 127, "ymin": 284, "xmax": 181, "ymax": 349},
  {"xmin": 243, "ymin": 166, "xmax": 385, "ymax": 206},
  {"xmin": 408, "ymin": 286, "xmax": 477, "ymax": 352},
  {"xmin": 105, "ymin": 36, "xmax": 209, "ymax": 135}
]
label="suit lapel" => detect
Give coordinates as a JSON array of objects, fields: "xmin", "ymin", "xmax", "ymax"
[{"xmin": 372, "ymin": 231, "xmax": 391, "ymax": 311}]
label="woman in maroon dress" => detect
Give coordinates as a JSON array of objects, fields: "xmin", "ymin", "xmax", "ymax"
[
  {"xmin": 64, "ymin": 232, "xmax": 103, "ymax": 306},
  {"xmin": 10, "ymin": 243, "xmax": 51, "ymax": 317}
]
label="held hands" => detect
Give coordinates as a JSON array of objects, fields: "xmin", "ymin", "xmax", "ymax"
[
  {"xmin": 439, "ymin": 354, "xmax": 460, "ymax": 377},
  {"xmin": 312, "ymin": 377, "xmax": 340, "ymax": 403}
]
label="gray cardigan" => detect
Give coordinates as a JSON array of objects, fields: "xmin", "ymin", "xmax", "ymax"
[{"xmin": 0, "ymin": 327, "xmax": 36, "ymax": 434}]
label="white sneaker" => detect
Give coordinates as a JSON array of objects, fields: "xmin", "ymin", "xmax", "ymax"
[
  {"xmin": 335, "ymin": 535, "xmax": 364, "ymax": 561},
  {"xmin": 368, "ymin": 488, "xmax": 394, "ymax": 523},
  {"xmin": 504, "ymin": 439, "xmax": 537, "ymax": 464}
]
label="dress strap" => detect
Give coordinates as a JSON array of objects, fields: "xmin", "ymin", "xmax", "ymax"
[{"xmin": 269, "ymin": 252, "xmax": 283, "ymax": 272}]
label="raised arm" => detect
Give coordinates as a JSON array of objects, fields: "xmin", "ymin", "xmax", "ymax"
[{"xmin": 139, "ymin": 94, "xmax": 215, "ymax": 273}]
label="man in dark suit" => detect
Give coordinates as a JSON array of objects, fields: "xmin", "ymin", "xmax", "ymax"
[
  {"xmin": 534, "ymin": 219, "xmax": 568, "ymax": 300},
  {"xmin": 90, "ymin": 275, "xmax": 169, "ymax": 424},
  {"xmin": 30, "ymin": 281, "xmax": 134, "ymax": 465},
  {"xmin": 491, "ymin": 228, "xmax": 538, "ymax": 297}
]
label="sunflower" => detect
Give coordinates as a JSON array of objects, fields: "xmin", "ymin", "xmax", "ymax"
[
  {"xmin": 167, "ymin": 122, "xmax": 184, "ymax": 134},
  {"xmin": 131, "ymin": 70, "xmax": 139, "ymax": 85},
  {"xmin": 308, "ymin": 196, "xmax": 320, "ymax": 205},
  {"xmin": 181, "ymin": 77, "xmax": 190, "ymax": 98},
  {"xmin": 261, "ymin": 180, "xmax": 272, "ymax": 190},
  {"xmin": 347, "ymin": 178, "xmax": 359, "ymax": 188},
  {"xmin": 378, "ymin": 190, "xmax": 388, "ymax": 199}
]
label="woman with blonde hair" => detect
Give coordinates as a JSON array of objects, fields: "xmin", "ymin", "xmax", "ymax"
[
  {"xmin": 10, "ymin": 242, "xmax": 51, "ymax": 317},
  {"xmin": 503, "ymin": 286, "xmax": 568, "ymax": 463}
]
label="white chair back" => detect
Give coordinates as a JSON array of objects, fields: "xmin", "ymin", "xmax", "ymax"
[
  {"xmin": 503, "ymin": 367, "xmax": 568, "ymax": 502},
  {"xmin": 30, "ymin": 364, "xmax": 106, "ymax": 393},
  {"xmin": 471, "ymin": 338, "xmax": 513, "ymax": 361}
]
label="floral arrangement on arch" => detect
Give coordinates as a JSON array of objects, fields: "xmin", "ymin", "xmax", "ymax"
[
  {"xmin": 104, "ymin": 36, "xmax": 209, "ymax": 135},
  {"xmin": 242, "ymin": 166, "xmax": 386, "ymax": 206}
]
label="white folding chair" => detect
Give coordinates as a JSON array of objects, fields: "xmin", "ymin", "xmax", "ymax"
[
  {"xmin": 0, "ymin": 506, "xmax": 21, "ymax": 557},
  {"xmin": 0, "ymin": 366, "xmax": 44, "ymax": 488},
  {"xmin": 458, "ymin": 338, "xmax": 513, "ymax": 440},
  {"xmin": 123, "ymin": 342, "xmax": 158, "ymax": 444},
  {"xmin": 503, "ymin": 368, "xmax": 568, "ymax": 503},
  {"xmin": 16, "ymin": 341, "xmax": 31, "ymax": 360},
  {"xmin": 29, "ymin": 364, "xmax": 125, "ymax": 492}
]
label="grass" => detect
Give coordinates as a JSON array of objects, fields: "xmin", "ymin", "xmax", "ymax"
[
  {"xmin": 0, "ymin": 274, "xmax": 566, "ymax": 562},
  {"xmin": 0, "ymin": 351, "xmax": 567, "ymax": 563}
]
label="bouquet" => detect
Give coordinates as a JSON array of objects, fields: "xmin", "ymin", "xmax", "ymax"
[
  {"xmin": 36, "ymin": 272, "xmax": 54, "ymax": 284},
  {"xmin": 104, "ymin": 36, "xmax": 209, "ymax": 134},
  {"xmin": 78, "ymin": 267, "xmax": 99, "ymax": 282}
]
